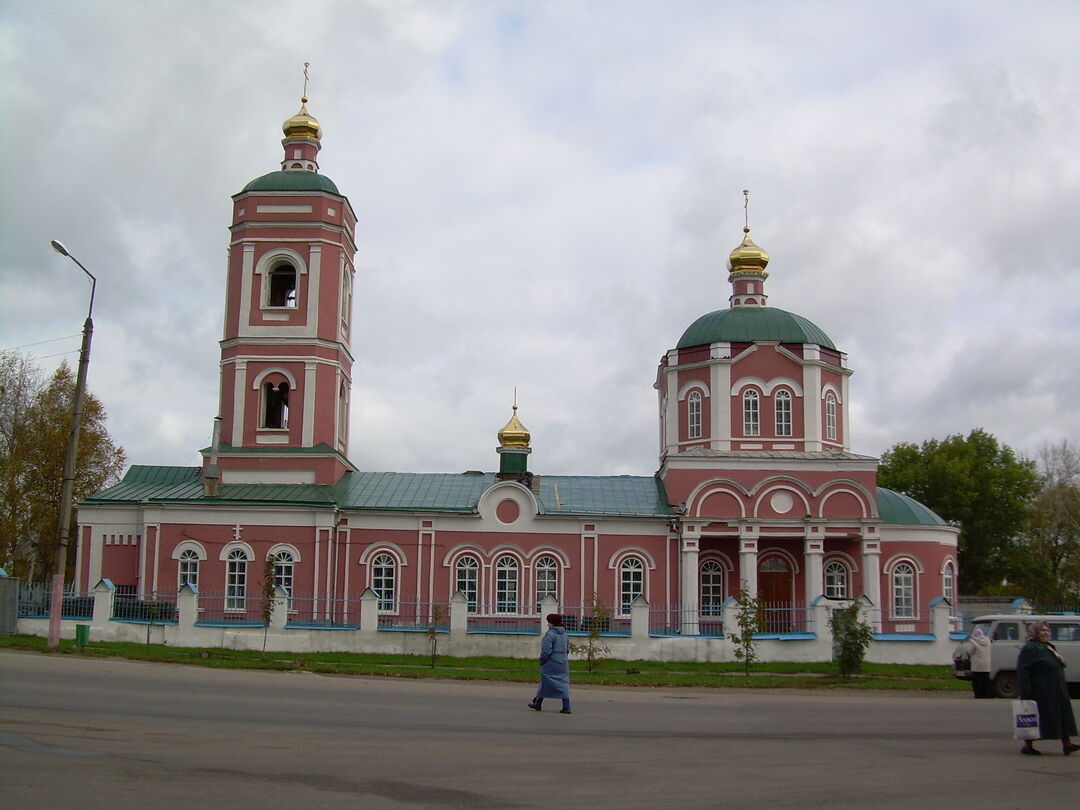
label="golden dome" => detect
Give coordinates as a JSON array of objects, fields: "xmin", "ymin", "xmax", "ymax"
[
  {"xmin": 727, "ymin": 227, "xmax": 770, "ymax": 276},
  {"xmin": 282, "ymin": 98, "xmax": 322, "ymax": 141},
  {"xmin": 497, "ymin": 405, "xmax": 531, "ymax": 449}
]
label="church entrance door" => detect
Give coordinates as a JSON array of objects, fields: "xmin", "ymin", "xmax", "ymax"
[{"xmin": 759, "ymin": 556, "xmax": 793, "ymax": 632}]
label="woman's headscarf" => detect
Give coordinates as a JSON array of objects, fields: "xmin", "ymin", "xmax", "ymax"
[
  {"xmin": 1026, "ymin": 621, "xmax": 1049, "ymax": 642},
  {"xmin": 972, "ymin": 627, "xmax": 984, "ymax": 637}
]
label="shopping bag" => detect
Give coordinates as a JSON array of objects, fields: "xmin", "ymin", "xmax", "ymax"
[{"xmin": 1012, "ymin": 699, "xmax": 1040, "ymax": 740}]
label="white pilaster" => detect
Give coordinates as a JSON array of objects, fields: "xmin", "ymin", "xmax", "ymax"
[
  {"xmin": 231, "ymin": 359, "xmax": 247, "ymax": 447},
  {"xmin": 306, "ymin": 244, "xmax": 321, "ymax": 330},
  {"xmin": 861, "ymin": 537, "xmax": 881, "ymax": 630},
  {"xmin": 804, "ymin": 360, "xmax": 822, "ymax": 451},
  {"xmin": 739, "ymin": 533, "xmax": 759, "ymax": 598},
  {"xmin": 303, "ymin": 360, "xmax": 317, "ymax": 446},
  {"xmin": 680, "ymin": 536, "xmax": 700, "ymax": 635},
  {"xmin": 804, "ymin": 537, "xmax": 824, "ymax": 605}
]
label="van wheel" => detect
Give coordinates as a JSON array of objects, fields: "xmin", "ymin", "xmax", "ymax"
[{"xmin": 994, "ymin": 672, "xmax": 1019, "ymax": 699}]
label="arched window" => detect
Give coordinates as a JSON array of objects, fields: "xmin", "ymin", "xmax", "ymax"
[
  {"xmin": 620, "ymin": 556, "xmax": 645, "ymax": 615},
  {"xmin": 943, "ymin": 561, "xmax": 955, "ymax": 604},
  {"xmin": 700, "ymin": 560, "xmax": 725, "ymax": 616},
  {"xmin": 372, "ymin": 553, "xmax": 396, "ymax": 612},
  {"xmin": 892, "ymin": 562, "xmax": 916, "ymax": 618},
  {"xmin": 456, "ymin": 555, "xmax": 479, "ymax": 614},
  {"xmin": 535, "ymin": 555, "xmax": 559, "ymax": 611},
  {"xmin": 687, "ymin": 390, "xmax": 703, "ymax": 439},
  {"xmin": 774, "ymin": 389, "xmax": 792, "ymax": 437},
  {"xmin": 178, "ymin": 548, "xmax": 199, "ymax": 589},
  {"xmin": 496, "ymin": 556, "xmax": 519, "ymax": 614},
  {"xmin": 263, "ymin": 381, "xmax": 289, "ymax": 429},
  {"xmin": 268, "ymin": 263, "xmax": 297, "ymax": 307},
  {"xmin": 271, "ymin": 549, "xmax": 294, "ymax": 593},
  {"xmin": 743, "ymin": 390, "xmax": 760, "ymax": 436},
  {"xmin": 226, "ymin": 548, "xmax": 249, "ymax": 611},
  {"xmin": 825, "ymin": 393, "xmax": 837, "ymax": 441},
  {"xmin": 824, "ymin": 560, "xmax": 849, "ymax": 600}
]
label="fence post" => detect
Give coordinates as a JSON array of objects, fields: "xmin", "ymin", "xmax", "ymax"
[
  {"xmin": 720, "ymin": 595, "xmax": 737, "ymax": 640},
  {"xmin": 177, "ymin": 583, "xmax": 199, "ymax": 627},
  {"xmin": 630, "ymin": 593, "xmax": 649, "ymax": 639},
  {"xmin": 91, "ymin": 578, "xmax": 116, "ymax": 631},
  {"xmin": 929, "ymin": 596, "xmax": 951, "ymax": 638},
  {"xmin": 450, "ymin": 590, "xmax": 468, "ymax": 636},
  {"xmin": 360, "ymin": 587, "xmax": 379, "ymax": 632},
  {"xmin": 270, "ymin": 585, "xmax": 289, "ymax": 629},
  {"xmin": 539, "ymin": 594, "xmax": 558, "ymax": 635}
]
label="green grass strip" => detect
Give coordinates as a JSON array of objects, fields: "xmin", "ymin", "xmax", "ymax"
[{"xmin": 0, "ymin": 634, "xmax": 965, "ymax": 691}]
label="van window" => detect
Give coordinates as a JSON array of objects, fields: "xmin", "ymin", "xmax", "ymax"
[
  {"xmin": 1051, "ymin": 623, "xmax": 1080, "ymax": 642},
  {"xmin": 992, "ymin": 622, "xmax": 1020, "ymax": 641}
]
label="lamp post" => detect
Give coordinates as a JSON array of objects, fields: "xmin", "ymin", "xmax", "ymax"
[{"xmin": 47, "ymin": 240, "xmax": 96, "ymax": 650}]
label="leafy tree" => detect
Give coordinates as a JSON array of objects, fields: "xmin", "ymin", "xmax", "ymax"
[
  {"xmin": 878, "ymin": 429, "xmax": 1038, "ymax": 593},
  {"xmin": 730, "ymin": 588, "xmax": 765, "ymax": 677},
  {"xmin": 830, "ymin": 603, "xmax": 874, "ymax": 677},
  {"xmin": 0, "ymin": 351, "xmax": 126, "ymax": 581},
  {"xmin": 569, "ymin": 594, "xmax": 611, "ymax": 673},
  {"xmin": 1016, "ymin": 441, "xmax": 1080, "ymax": 606}
]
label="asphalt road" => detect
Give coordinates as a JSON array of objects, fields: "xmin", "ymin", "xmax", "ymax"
[{"xmin": 2, "ymin": 650, "xmax": 1078, "ymax": 808}]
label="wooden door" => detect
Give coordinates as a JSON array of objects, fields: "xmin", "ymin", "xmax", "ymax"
[{"xmin": 759, "ymin": 557, "xmax": 793, "ymax": 632}]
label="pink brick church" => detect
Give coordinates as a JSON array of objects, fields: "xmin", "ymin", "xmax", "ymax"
[{"xmin": 74, "ymin": 98, "xmax": 958, "ymax": 641}]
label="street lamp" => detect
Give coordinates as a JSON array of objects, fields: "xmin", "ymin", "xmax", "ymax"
[{"xmin": 47, "ymin": 240, "xmax": 96, "ymax": 650}]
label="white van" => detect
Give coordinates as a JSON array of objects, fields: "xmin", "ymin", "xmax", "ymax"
[{"xmin": 953, "ymin": 614, "xmax": 1080, "ymax": 698}]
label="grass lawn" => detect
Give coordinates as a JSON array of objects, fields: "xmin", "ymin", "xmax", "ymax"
[{"xmin": 0, "ymin": 634, "xmax": 966, "ymax": 692}]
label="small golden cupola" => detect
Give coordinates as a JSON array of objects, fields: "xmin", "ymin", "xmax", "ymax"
[
  {"xmin": 279, "ymin": 63, "xmax": 323, "ymax": 173},
  {"xmin": 496, "ymin": 403, "xmax": 533, "ymax": 481},
  {"xmin": 727, "ymin": 190, "xmax": 770, "ymax": 308}
]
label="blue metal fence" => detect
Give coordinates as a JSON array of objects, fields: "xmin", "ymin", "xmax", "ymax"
[{"xmin": 16, "ymin": 582, "xmax": 93, "ymax": 619}]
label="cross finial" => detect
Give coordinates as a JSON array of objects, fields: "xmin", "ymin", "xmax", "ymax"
[
  {"xmin": 743, "ymin": 189, "xmax": 750, "ymax": 233},
  {"xmin": 513, "ymin": 386, "xmax": 518, "ymax": 412},
  {"xmin": 302, "ymin": 62, "xmax": 310, "ymax": 103}
]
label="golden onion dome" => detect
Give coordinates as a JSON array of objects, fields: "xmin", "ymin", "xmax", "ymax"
[
  {"xmin": 727, "ymin": 227, "xmax": 770, "ymax": 275},
  {"xmin": 497, "ymin": 405, "xmax": 531, "ymax": 449},
  {"xmin": 282, "ymin": 98, "xmax": 322, "ymax": 141}
]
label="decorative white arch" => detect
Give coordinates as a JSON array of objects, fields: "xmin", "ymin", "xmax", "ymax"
[
  {"xmin": 219, "ymin": 541, "xmax": 254, "ymax": 562},
  {"xmin": 677, "ymin": 379, "xmax": 710, "ymax": 400},
  {"xmin": 526, "ymin": 546, "xmax": 572, "ymax": 567},
  {"xmin": 359, "ymin": 543, "xmax": 408, "ymax": 566},
  {"xmin": 818, "ymin": 487, "xmax": 873, "ymax": 519},
  {"xmin": 730, "ymin": 376, "xmax": 767, "ymax": 396},
  {"xmin": 267, "ymin": 542, "xmax": 301, "ymax": 563},
  {"xmin": 606, "ymin": 548, "xmax": 657, "ymax": 570},
  {"xmin": 254, "ymin": 247, "xmax": 308, "ymax": 278},
  {"xmin": 764, "ymin": 376, "xmax": 804, "ymax": 397},
  {"xmin": 251, "ymin": 365, "xmax": 298, "ymax": 391},
  {"xmin": 823, "ymin": 549, "xmax": 860, "ymax": 573},
  {"xmin": 172, "ymin": 540, "xmax": 207, "ymax": 561},
  {"xmin": 752, "ymin": 483, "xmax": 812, "ymax": 517},
  {"xmin": 757, "ymin": 547, "xmax": 802, "ymax": 575},
  {"xmin": 820, "ymin": 382, "xmax": 843, "ymax": 402},
  {"xmin": 883, "ymin": 553, "xmax": 924, "ymax": 575},
  {"xmin": 441, "ymin": 544, "xmax": 486, "ymax": 568}
]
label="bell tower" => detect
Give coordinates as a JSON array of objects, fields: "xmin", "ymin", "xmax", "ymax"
[{"xmin": 204, "ymin": 83, "xmax": 357, "ymax": 486}]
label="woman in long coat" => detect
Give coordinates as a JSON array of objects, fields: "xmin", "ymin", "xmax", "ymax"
[
  {"xmin": 967, "ymin": 628, "xmax": 992, "ymax": 698},
  {"xmin": 528, "ymin": 613, "xmax": 571, "ymax": 714},
  {"xmin": 1017, "ymin": 621, "xmax": 1079, "ymax": 755}
]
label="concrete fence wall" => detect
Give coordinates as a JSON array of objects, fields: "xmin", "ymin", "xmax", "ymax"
[{"xmin": 13, "ymin": 581, "xmax": 960, "ymax": 666}]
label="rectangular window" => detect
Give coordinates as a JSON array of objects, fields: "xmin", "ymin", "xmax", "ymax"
[
  {"xmin": 688, "ymin": 392, "xmax": 702, "ymax": 439},
  {"xmin": 496, "ymin": 567, "xmax": 518, "ymax": 614},
  {"xmin": 826, "ymin": 396, "xmax": 837, "ymax": 441},
  {"xmin": 743, "ymin": 393, "xmax": 760, "ymax": 436},
  {"xmin": 775, "ymin": 394, "xmax": 792, "ymax": 436},
  {"xmin": 226, "ymin": 561, "xmax": 246, "ymax": 611},
  {"xmin": 457, "ymin": 563, "xmax": 478, "ymax": 614}
]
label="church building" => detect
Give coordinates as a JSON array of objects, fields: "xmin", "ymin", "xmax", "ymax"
[{"xmin": 74, "ymin": 98, "xmax": 958, "ymax": 642}]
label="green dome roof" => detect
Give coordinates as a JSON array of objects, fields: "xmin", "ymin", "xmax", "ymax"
[
  {"xmin": 677, "ymin": 306, "xmax": 835, "ymax": 349},
  {"xmin": 242, "ymin": 170, "xmax": 339, "ymax": 194},
  {"xmin": 876, "ymin": 487, "xmax": 948, "ymax": 526}
]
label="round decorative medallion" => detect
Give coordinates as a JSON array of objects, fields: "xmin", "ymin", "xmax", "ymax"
[
  {"xmin": 770, "ymin": 491, "xmax": 794, "ymax": 514},
  {"xmin": 496, "ymin": 499, "xmax": 520, "ymax": 524}
]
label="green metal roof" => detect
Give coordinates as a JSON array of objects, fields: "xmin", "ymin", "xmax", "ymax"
[
  {"xmin": 85, "ymin": 466, "xmax": 674, "ymax": 518},
  {"xmin": 677, "ymin": 306, "xmax": 835, "ymax": 350},
  {"xmin": 875, "ymin": 487, "xmax": 948, "ymax": 526},
  {"xmin": 241, "ymin": 170, "xmax": 340, "ymax": 194}
]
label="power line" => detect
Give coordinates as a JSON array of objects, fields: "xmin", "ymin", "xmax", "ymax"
[{"xmin": 0, "ymin": 334, "xmax": 82, "ymax": 352}]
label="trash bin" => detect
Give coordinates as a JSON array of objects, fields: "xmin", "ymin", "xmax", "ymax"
[{"xmin": 75, "ymin": 624, "xmax": 89, "ymax": 646}]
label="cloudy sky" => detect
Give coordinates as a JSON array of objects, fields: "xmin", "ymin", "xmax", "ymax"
[{"xmin": 2, "ymin": 0, "xmax": 1078, "ymax": 479}]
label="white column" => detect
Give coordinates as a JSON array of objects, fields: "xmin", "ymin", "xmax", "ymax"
[
  {"xmin": 804, "ymin": 358, "xmax": 822, "ymax": 451},
  {"xmin": 238, "ymin": 243, "xmax": 255, "ymax": 337},
  {"xmin": 739, "ymin": 534, "xmax": 759, "ymax": 598},
  {"xmin": 679, "ymin": 536, "xmax": 700, "ymax": 635},
  {"xmin": 711, "ymin": 351, "xmax": 731, "ymax": 451},
  {"xmin": 306, "ymin": 244, "xmax": 321, "ymax": 335},
  {"xmin": 804, "ymin": 537, "xmax": 824, "ymax": 605},
  {"xmin": 664, "ymin": 358, "xmax": 679, "ymax": 457},
  {"xmin": 861, "ymin": 538, "xmax": 881, "ymax": 630},
  {"xmin": 231, "ymin": 359, "xmax": 247, "ymax": 447},
  {"xmin": 303, "ymin": 361, "xmax": 317, "ymax": 447}
]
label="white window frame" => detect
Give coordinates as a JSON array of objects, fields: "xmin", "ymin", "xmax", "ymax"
[
  {"xmin": 619, "ymin": 556, "xmax": 645, "ymax": 616},
  {"xmin": 495, "ymin": 556, "xmax": 519, "ymax": 614},
  {"xmin": 824, "ymin": 560, "xmax": 849, "ymax": 600},
  {"xmin": 700, "ymin": 560, "xmax": 725, "ymax": 616},
  {"xmin": 892, "ymin": 562, "xmax": 916, "ymax": 618},
  {"xmin": 943, "ymin": 561, "xmax": 955, "ymax": 605},
  {"xmin": 456, "ymin": 555, "xmax": 479, "ymax": 614},
  {"xmin": 825, "ymin": 393, "xmax": 837, "ymax": 441},
  {"xmin": 178, "ymin": 548, "xmax": 199, "ymax": 590},
  {"xmin": 266, "ymin": 262, "xmax": 298, "ymax": 308},
  {"xmin": 226, "ymin": 548, "xmax": 249, "ymax": 611},
  {"xmin": 774, "ymin": 389, "xmax": 792, "ymax": 437},
  {"xmin": 372, "ymin": 553, "xmax": 397, "ymax": 613},
  {"xmin": 687, "ymin": 390, "xmax": 702, "ymax": 439},
  {"xmin": 535, "ymin": 555, "xmax": 559, "ymax": 611},
  {"xmin": 743, "ymin": 390, "xmax": 760, "ymax": 436}
]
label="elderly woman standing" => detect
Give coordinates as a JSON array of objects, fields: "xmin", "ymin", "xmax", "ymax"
[
  {"xmin": 528, "ymin": 613, "xmax": 572, "ymax": 714},
  {"xmin": 968, "ymin": 627, "xmax": 992, "ymax": 698},
  {"xmin": 1018, "ymin": 621, "xmax": 1079, "ymax": 755}
]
